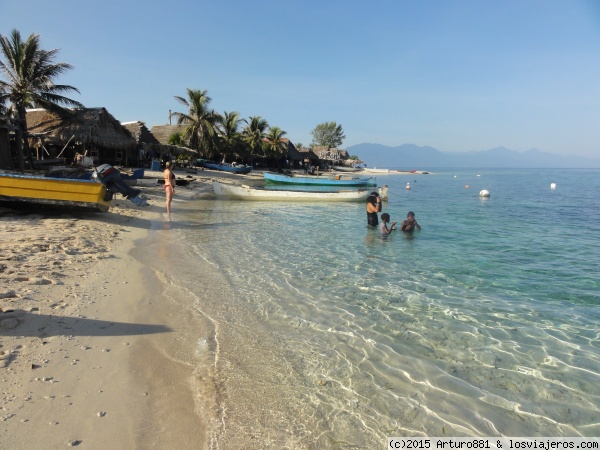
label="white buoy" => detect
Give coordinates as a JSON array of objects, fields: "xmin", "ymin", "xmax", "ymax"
[
  {"xmin": 550, "ymin": 183, "xmax": 556, "ymax": 190},
  {"xmin": 479, "ymin": 189, "xmax": 490, "ymax": 197},
  {"xmin": 406, "ymin": 182, "xmax": 411, "ymax": 190}
]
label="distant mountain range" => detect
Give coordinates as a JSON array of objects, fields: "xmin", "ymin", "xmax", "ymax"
[{"xmin": 346, "ymin": 143, "xmax": 600, "ymax": 169}]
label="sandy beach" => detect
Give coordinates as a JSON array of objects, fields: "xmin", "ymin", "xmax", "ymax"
[{"xmin": 0, "ymin": 167, "xmax": 265, "ymax": 449}]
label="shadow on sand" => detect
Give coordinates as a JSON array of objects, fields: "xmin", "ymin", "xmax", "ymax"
[{"xmin": 0, "ymin": 309, "xmax": 172, "ymax": 337}]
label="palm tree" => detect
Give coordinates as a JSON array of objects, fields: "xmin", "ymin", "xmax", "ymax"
[
  {"xmin": 264, "ymin": 126, "xmax": 288, "ymax": 160},
  {"xmin": 168, "ymin": 131, "xmax": 185, "ymax": 147},
  {"xmin": 218, "ymin": 111, "xmax": 243, "ymax": 162},
  {"xmin": 170, "ymin": 88, "xmax": 222, "ymax": 159},
  {"xmin": 241, "ymin": 116, "xmax": 269, "ymax": 161},
  {"xmin": 0, "ymin": 85, "xmax": 7, "ymax": 116},
  {"xmin": 0, "ymin": 29, "xmax": 83, "ymax": 170}
]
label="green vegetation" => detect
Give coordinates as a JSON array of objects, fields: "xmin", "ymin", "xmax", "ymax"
[
  {"xmin": 170, "ymin": 89, "xmax": 221, "ymax": 160},
  {"xmin": 219, "ymin": 111, "xmax": 243, "ymax": 163},
  {"xmin": 264, "ymin": 126, "xmax": 287, "ymax": 159},
  {"xmin": 167, "ymin": 131, "xmax": 186, "ymax": 147},
  {"xmin": 170, "ymin": 90, "xmax": 292, "ymax": 165},
  {"xmin": 241, "ymin": 115, "xmax": 269, "ymax": 162},
  {"xmin": 0, "ymin": 28, "xmax": 351, "ymax": 169},
  {"xmin": 0, "ymin": 29, "xmax": 83, "ymax": 169},
  {"xmin": 310, "ymin": 122, "xmax": 345, "ymax": 149}
]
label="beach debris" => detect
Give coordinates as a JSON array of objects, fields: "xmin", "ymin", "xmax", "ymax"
[
  {"xmin": 97, "ymin": 411, "xmax": 106, "ymax": 417},
  {"xmin": 317, "ymin": 378, "xmax": 328, "ymax": 386},
  {"xmin": 68, "ymin": 439, "xmax": 82, "ymax": 446},
  {"xmin": 479, "ymin": 189, "xmax": 490, "ymax": 197}
]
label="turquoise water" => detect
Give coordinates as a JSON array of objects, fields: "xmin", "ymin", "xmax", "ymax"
[{"xmin": 146, "ymin": 168, "xmax": 600, "ymax": 446}]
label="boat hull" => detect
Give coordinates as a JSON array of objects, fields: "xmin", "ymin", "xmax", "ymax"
[
  {"xmin": 199, "ymin": 161, "xmax": 253, "ymax": 174},
  {"xmin": 0, "ymin": 173, "xmax": 111, "ymax": 212},
  {"xmin": 213, "ymin": 182, "xmax": 370, "ymax": 202},
  {"xmin": 263, "ymin": 172, "xmax": 376, "ymax": 186},
  {"xmin": 333, "ymin": 166, "xmax": 364, "ymax": 173}
]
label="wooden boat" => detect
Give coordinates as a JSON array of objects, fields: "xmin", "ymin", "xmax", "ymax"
[
  {"xmin": 264, "ymin": 171, "xmax": 376, "ymax": 186},
  {"xmin": 0, "ymin": 172, "xmax": 112, "ymax": 212},
  {"xmin": 362, "ymin": 167, "xmax": 400, "ymax": 174},
  {"xmin": 213, "ymin": 181, "xmax": 371, "ymax": 202},
  {"xmin": 332, "ymin": 166, "xmax": 364, "ymax": 173},
  {"xmin": 198, "ymin": 160, "xmax": 253, "ymax": 174}
]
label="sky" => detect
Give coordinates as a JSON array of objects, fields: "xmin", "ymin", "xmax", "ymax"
[{"xmin": 2, "ymin": 0, "xmax": 599, "ymax": 158}]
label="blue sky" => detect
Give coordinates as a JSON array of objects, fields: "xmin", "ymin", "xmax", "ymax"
[{"xmin": 2, "ymin": 0, "xmax": 599, "ymax": 158}]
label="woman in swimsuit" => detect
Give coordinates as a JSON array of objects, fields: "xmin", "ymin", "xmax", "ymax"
[
  {"xmin": 163, "ymin": 161, "xmax": 175, "ymax": 214},
  {"xmin": 366, "ymin": 191, "xmax": 381, "ymax": 226}
]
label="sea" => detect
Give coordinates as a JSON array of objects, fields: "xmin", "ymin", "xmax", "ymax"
[{"xmin": 135, "ymin": 168, "xmax": 600, "ymax": 448}]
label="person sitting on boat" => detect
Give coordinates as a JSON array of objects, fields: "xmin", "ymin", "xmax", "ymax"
[
  {"xmin": 73, "ymin": 152, "xmax": 83, "ymax": 165},
  {"xmin": 400, "ymin": 211, "xmax": 421, "ymax": 232},
  {"xmin": 366, "ymin": 191, "xmax": 381, "ymax": 226},
  {"xmin": 379, "ymin": 213, "xmax": 396, "ymax": 235}
]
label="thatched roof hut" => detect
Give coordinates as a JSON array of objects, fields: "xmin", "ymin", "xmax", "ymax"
[
  {"xmin": 311, "ymin": 146, "xmax": 359, "ymax": 167},
  {"xmin": 27, "ymin": 108, "xmax": 135, "ymax": 150},
  {"xmin": 297, "ymin": 147, "xmax": 320, "ymax": 163},
  {"xmin": 285, "ymin": 140, "xmax": 303, "ymax": 162},
  {"xmin": 145, "ymin": 124, "xmax": 198, "ymax": 159},
  {"xmin": 26, "ymin": 107, "xmax": 136, "ymax": 165},
  {"xmin": 121, "ymin": 121, "xmax": 159, "ymax": 146},
  {"xmin": 149, "ymin": 124, "xmax": 188, "ymax": 145}
]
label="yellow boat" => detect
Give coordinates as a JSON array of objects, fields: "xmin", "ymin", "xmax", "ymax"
[{"xmin": 0, "ymin": 173, "xmax": 112, "ymax": 212}]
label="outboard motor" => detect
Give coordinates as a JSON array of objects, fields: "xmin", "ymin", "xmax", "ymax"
[{"xmin": 93, "ymin": 164, "xmax": 148, "ymax": 207}]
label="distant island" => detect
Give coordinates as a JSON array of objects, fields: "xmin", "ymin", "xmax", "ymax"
[{"xmin": 346, "ymin": 143, "xmax": 600, "ymax": 169}]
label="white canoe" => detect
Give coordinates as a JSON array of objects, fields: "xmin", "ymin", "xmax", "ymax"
[
  {"xmin": 362, "ymin": 168, "xmax": 403, "ymax": 174},
  {"xmin": 362, "ymin": 168, "xmax": 390, "ymax": 173},
  {"xmin": 213, "ymin": 181, "xmax": 371, "ymax": 202}
]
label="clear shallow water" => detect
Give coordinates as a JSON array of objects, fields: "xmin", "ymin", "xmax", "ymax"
[{"xmin": 150, "ymin": 169, "xmax": 600, "ymax": 445}]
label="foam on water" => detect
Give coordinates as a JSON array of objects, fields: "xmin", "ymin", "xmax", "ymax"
[{"xmin": 147, "ymin": 168, "xmax": 600, "ymax": 445}]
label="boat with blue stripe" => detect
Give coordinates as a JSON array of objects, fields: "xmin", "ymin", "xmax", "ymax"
[{"xmin": 263, "ymin": 171, "xmax": 376, "ymax": 186}]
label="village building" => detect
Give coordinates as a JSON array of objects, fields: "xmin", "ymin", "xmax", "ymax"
[{"xmin": 26, "ymin": 107, "xmax": 136, "ymax": 167}]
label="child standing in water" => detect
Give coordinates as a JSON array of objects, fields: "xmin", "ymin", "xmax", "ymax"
[
  {"xmin": 400, "ymin": 211, "xmax": 421, "ymax": 232},
  {"xmin": 379, "ymin": 213, "xmax": 396, "ymax": 235}
]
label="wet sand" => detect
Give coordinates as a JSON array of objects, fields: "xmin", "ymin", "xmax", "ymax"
[{"xmin": 0, "ymin": 168, "xmax": 262, "ymax": 449}]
